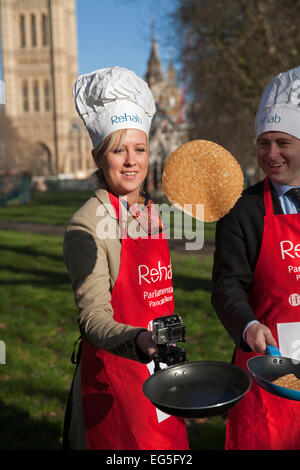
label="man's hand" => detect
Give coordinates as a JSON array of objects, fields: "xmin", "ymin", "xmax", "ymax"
[{"xmin": 245, "ymin": 322, "xmax": 277, "ymax": 353}]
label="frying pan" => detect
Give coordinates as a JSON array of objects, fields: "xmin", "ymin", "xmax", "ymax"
[
  {"xmin": 247, "ymin": 345, "xmax": 300, "ymax": 401},
  {"xmin": 143, "ymin": 360, "xmax": 251, "ymax": 418}
]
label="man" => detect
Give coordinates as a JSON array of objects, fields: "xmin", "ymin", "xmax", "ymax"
[{"xmin": 212, "ymin": 65, "xmax": 300, "ymax": 450}]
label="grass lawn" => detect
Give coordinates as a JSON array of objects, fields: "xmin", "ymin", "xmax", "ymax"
[
  {"xmin": 0, "ymin": 190, "xmax": 217, "ymax": 243},
  {"xmin": 0, "ymin": 230, "xmax": 76, "ymax": 449},
  {"xmin": 0, "ymin": 190, "xmax": 94, "ymax": 225},
  {"xmin": 0, "ymin": 191, "xmax": 233, "ymax": 450}
]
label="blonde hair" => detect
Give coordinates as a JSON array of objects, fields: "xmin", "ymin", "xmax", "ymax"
[
  {"xmin": 93, "ymin": 129, "xmax": 127, "ymax": 163},
  {"xmin": 94, "ymin": 128, "xmax": 149, "ymax": 164}
]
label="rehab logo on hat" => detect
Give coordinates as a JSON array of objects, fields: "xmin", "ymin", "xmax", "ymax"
[
  {"xmin": 111, "ymin": 112, "xmax": 142, "ymax": 125},
  {"xmin": 259, "ymin": 113, "xmax": 281, "ymax": 125}
]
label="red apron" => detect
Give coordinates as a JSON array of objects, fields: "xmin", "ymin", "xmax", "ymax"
[
  {"xmin": 80, "ymin": 192, "xmax": 189, "ymax": 450},
  {"xmin": 226, "ymin": 177, "xmax": 300, "ymax": 450}
]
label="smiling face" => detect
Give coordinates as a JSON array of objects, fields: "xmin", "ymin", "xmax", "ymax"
[
  {"xmin": 257, "ymin": 131, "xmax": 300, "ymax": 186},
  {"xmin": 93, "ymin": 129, "xmax": 149, "ymax": 204}
]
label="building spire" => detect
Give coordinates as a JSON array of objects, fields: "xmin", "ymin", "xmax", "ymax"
[
  {"xmin": 144, "ymin": 19, "xmax": 164, "ymax": 85},
  {"xmin": 167, "ymin": 47, "xmax": 177, "ymax": 88}
]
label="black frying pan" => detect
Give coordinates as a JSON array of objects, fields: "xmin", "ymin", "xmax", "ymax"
[
  {"xmin": 143, "ymin": 360, "xmax": 251, "ymax": 418},
  {"xmin": 247, "ymin": 345, "xmax": 300, "ymax": 401}
]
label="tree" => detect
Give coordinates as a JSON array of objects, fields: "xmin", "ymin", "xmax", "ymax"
[{"xmin": 173, "ymin": 0, "xmax": 300, "ymax": 178}]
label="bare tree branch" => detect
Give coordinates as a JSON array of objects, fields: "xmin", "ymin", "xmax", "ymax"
[{"xmin": 173, "ymin": 0, "xmax": 300, "ymax": 176}]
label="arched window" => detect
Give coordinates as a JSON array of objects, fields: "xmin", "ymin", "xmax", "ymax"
[
  {"xmin": 23, "ymin": 80, "xmax": 29, "ymax": 112},
  {"xmin": 33, "ymin": 81, "xmax": 39, "ymax": 112},
  {"xmin": 20, "ymin": 14, "xmax": 26, "ymax": 48},
  {"xmin": 44, "ymin": 80, "xmax": 50, "ymax": 111},
  {"xmin": 41, "ymin": 14, "xmax": 49, "ymax": 46},
  {"xmin": 31, "ymin": 14, "xmax": 37, "ymax": 47}
]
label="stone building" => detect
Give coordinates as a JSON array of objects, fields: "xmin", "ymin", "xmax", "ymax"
[
  {"xmin": 0, "ymin": 1, "xmax": 188, "ymax": 184},
  {"xmin": 0, "ymin": 0, "xmax": 91, "ymax": 177}
]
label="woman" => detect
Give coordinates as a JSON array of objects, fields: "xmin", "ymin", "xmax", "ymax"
[{"xmin": 63, "ymin": 66, "xmax": 190, "ymax": 450}]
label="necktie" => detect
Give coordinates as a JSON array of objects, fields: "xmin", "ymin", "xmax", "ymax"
[{"xmin": 286, "ymin": 188, "xmax": 300, "ymax": 212}]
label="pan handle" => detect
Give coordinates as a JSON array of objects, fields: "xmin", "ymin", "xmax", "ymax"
[
  {"xmin": 266, "ymin": 345, "xmax": 281, "ymax": 356},
  {"xmin": 153, "ymin": 353, "xmax": 161, "ymax": 372}
]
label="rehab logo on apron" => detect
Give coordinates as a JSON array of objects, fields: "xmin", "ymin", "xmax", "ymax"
[
  {"xmin": 80, "ymin": 192, "xmax": 189, "ymax": 450},
  {"xmin": 226, "ymin": 178, "xmax": 300, "ymax": 451}
]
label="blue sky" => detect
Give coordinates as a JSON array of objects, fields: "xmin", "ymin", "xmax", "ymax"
[
  {"xmin": 0, "ymin": 0, "xmax": 179, "ymax": 100},
  {"xmin": 76, "ymin": 0, "xmax": 178, "ymax": 79},
  {"xmin": 0, "ymin": 0, "xmax": 180, "ymax": 82}
]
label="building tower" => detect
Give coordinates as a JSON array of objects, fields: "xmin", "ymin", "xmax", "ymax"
[
  {"xmin": 144, "ymin": 29, "xmax": 185, "ymax": 194},
  {"xmin": 145, "ymin": 30, "xmax": 182, "ymax": 125},
  {"xmin": 144, "ymin": 31, "xmax": 165, "ymax": 106},
  {"xmin": 0, "ymin": 0, "xmax": 90, "ymax": 176}
]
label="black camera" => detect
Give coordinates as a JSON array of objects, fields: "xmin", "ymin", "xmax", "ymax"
[
  {"xmin": 151, "ymin": 314, "xmax": 186, "ymax": 345},
  {"xmin": 150, "ymin": 314, "xmax": 186, "ymax": 370}
]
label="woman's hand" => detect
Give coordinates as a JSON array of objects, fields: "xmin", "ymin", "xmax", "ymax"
[
  {"xmin": 136, "ymin": 331, "xmax": 158, "ymax": 359},
  {"xmin": 245, "ymin": 322, "xmax": 277, "ymax": 354}
]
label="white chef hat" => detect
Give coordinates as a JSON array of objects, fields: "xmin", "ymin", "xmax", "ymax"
[
  {"xmin": 73, "ymin": 66, "xmax": 156, "ymax": 149},
  {"xmin": 255, "ymin": 65, "xmax": 300, "ymax": 140}
]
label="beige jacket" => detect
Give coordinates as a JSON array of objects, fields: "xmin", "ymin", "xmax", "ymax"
[
  {"xmin": 63, "ymin": 171, "xmax": 149, "ymax": 362},
  {"xmin": 63, "ymin": 172, "xmax": 153, "ymax": 449}
]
